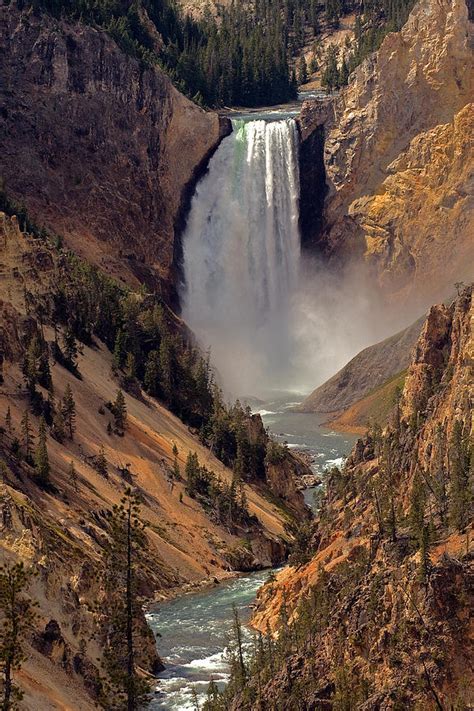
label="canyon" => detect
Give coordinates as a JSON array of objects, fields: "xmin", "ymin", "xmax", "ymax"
[{"xmin": 0, "ymin": 0, "xmax": 472, "ymax": 707}]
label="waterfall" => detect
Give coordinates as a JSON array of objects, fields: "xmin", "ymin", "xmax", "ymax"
[{"xmin": 181, "ymin": 118, "xmax": 301, "ymax": 396}]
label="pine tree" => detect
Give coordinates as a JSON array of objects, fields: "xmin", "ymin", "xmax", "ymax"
[
  {"xmin": 321, "ymin": 44, "xmax": 339, "ymax": 92},
  {"xmin": 229, "ymin": 604, "xmax": 246, "ymax": 691},
  {"xmin": 0, "ymin": 562, "xmax": 37, "ymax": 711},
  {"xmin": 125, "ymin": 353, "xmax": 136, "ymax": 381},
  {"xmin": 22, "ymin": 336, "xmax": 41, "ymax": 394},
  {"xmin": 158, "ymin": 337, "xmax": 175, "ymax": 403},
  {"xmin": 102, "ymin": 489, "xmax": 150, "ymax": 710},
  {"xmin": 37, "ymin": 348, "xmax": 53, "ymax": 392},
  {"xmin": 144, "ymin": 350, "xmax": 160, "ymax": 396},
  {"xmin": 113, "ymin": 390, "xmax": 127, "ymax": 433},
  {"xmin": 113, "ymin": 330, "xmax": 127, "ymax": 371},
  {"xmin": 51, "ymin": 406, "xmax": 66, "ymax": 443},
  {"xmin": 297, "ymin": 54, "xmax": 308, "ymax": 84},
  {"xmin": 62, "ymin": 327, "xmax": 78, "ymax": 369},
  {"xmin": 185, "ymin": 452, "xmax": 200, "ymax": 496},
  {"xmin": 20, "ymin": 411, "xmax": 34, "ymax": 463},
  {"xmin": 339, "ymin": 55, "xmax": 349, "ymax": 86},
  {"xmin": 172, "ymin": 443, "xmax": 180, "ymax": 480},
  {"xmin": 68, "ymin": 460, "xmax": 78, "ymax": 492},
  {"xmin": 95, "ymin": 446, "xmax": 108, "ymax": 478},
  {"xmin": 35, "ymin": 417, "xmax": 50, "ymax": 486},
  {"xmin": 4, "ymin": 407, "xmax": 12, "ymax": 435},
  {"xmin": 204, "ymin": 679, "xmax": 221, "ymax": 709},
  {"xmin": 61, "ymin": 384, "xmax": 76, "ymax": 440}
]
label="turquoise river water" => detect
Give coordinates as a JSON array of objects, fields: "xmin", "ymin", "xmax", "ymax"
[{"xmin": 147, "ymin": 393, "xmax": 357, "ymax": 709}]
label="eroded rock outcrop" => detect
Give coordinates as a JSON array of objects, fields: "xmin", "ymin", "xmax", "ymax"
[
  {"xmin": 300, "ymin": 0, "xmax": 474, "ymax": 306},
  {"xmin": 0, "ymin": 2, "xmax": 229, "ymax": 300}
]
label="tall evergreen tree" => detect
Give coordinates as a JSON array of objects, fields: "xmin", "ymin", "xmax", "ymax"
[
  {"xmin": 297, "ymin": 54, "xmax": 308, "ymax": 84},
  {"xmin": 113, "ymin": 330, "xmax": 127, "ymax": 371},
  {"xmin": 112, "ymin": 390, "xmax": 127, "ymax": 433},
  {"xmin": 143, "ymin": 350, "xmax": 160, "ymax": 396},
  {"xmin": 34, "ymin": 416, "xmax": 50, "ymax": 486},
  {"xmin": 61, "ymin": 384, "xmax": 76, "ymax": 440},
  {"xmin": 20, "ymin": 411, "xmax": 34, "ymax": 463},
  {"xmin": 0, "ymin": 563, "xmax": 37, "ymax": 711},
  {"xmin": 62, "ymin": 327, "xmax": 78, "ymax": 370},
  {"xmin": 102, "ymin": 489, "xmax": 150, "ymax": 710}
]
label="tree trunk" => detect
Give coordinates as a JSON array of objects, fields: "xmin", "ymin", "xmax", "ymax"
[{"xmin": 126, "ymin": 503, "xmax": 134, "ymax": 711}]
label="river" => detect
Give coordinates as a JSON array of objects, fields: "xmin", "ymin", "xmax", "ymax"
[{"xmin": 147, "ymin": 393, "xmax": 357, "ymax": 710}]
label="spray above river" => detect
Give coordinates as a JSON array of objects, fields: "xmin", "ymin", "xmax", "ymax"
[
  {"xmin": 181, "ymin": 117, "xmax": 301, "ymax": 396},
  {"xmin": 180, "ymin": 114, "xmax": 404, "ymax": 398}
]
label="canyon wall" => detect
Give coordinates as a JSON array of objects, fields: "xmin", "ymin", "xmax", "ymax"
[
  {"xmin": 0, "ymin": 2, "xmax": 229, "ymax": 301},
  {"xmin": 241, "ymin": 286, "xmax": 473, "ymax": 710},
  {"xmin": 299, "ymin": 0, "xmax": 474, "ymax": 307}
]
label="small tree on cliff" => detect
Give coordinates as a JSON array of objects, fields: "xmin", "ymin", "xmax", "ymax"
[
  {"xmin": 101, "ymin": 489, "xmax": 150, "ymax": 710},
  {"xmin": 34, "ymin": 417, "xmax": 50, "ymax": 487},
  {"xmin": 112, "ymin": 390, "xmax": 127, "ymax": 434},
  {"xmin": 0, "ymin": 563, "xmax": 37, "ymax": 710},
  {"xmin": 449, "ymin": 420, "xmax": 471, "ymax": 531},
  {"xmin": 227, "ymin": 605, "xmax": 247, "ymax": 693},
  {"xmin": 61, "ymin": 384, "xmax": 76, "ymax": 440}
]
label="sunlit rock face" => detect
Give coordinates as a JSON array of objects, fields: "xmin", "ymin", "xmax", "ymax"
[{"xmin": 300, "ymin": 0, "xmax": 474, "ymax": 308}]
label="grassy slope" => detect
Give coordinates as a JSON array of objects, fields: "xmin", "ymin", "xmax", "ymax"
[{"xmin": 327, "ymin": 370, "xmax": 407, "ymax": 433}]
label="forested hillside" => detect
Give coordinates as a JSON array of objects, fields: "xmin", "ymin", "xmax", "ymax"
[
  {"xmin": 28, "ymin": 0, "xmax": 417, "ymax": 106},
  {"xmin": 0, "ymin": 201, "xmax": 310, "ymax": 707}
]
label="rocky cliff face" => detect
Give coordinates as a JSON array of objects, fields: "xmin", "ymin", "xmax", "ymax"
[
  {"xmin": 299, "ymin": 0, "xmax": 474, "ymax": 307},
  {"xmin": 0, "ymin": 2, "xmax": 229, "ymax": 302},
  {"xmin": 231, "ymin": 287, "xmax": 473, "ymax": 710}
]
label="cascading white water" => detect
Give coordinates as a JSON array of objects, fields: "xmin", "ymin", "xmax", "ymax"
[{"xmin": 181, "ymin": 118, "xmax": 301, "ymax": 396}]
